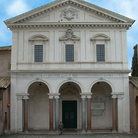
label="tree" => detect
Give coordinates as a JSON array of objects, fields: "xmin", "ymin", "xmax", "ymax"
[{"xmin": 131, "ymin": 44, "xmax": 138, "ymax": 76}]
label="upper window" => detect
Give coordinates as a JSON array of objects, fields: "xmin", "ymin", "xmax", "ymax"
[
  {"xmin": 66, "ymin": 45, "xmax": 74, "ymax": 62},
  {"xmin": 96, "ymin": 44, "xmax": 105, "ymax": 62},
  {"xmin": 34, "ymin": 45, "xmax": 43, "ymax": 62}
]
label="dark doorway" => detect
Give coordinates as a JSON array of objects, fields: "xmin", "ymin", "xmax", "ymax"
[{"xmin": 62, "ymin": 101, "xmax": 77, "ymax": 129}]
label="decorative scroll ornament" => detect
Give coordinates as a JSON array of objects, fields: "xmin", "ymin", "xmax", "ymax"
[{"xmin": 60, "ymin": 6, "xmax": 78, "ymax": 21}]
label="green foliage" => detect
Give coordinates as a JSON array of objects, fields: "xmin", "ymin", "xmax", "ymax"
[{"xmin": 131, "ymin": 45, "xmax": 138, "ymax": 76}]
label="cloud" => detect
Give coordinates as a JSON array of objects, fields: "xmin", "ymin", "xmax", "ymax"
[{"xmin": 6, "ymin": 0, "xmax": 30, "ymax": 16}]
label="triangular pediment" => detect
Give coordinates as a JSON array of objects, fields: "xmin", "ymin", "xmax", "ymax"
[{"xmin": 5, "ymin": 0, "xmax": 135, "ymax": 29}]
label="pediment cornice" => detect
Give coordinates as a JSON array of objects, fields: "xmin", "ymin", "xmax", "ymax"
[
  {"xmin": 5, "ymin": 0, "xmax": 134, "ymax": 27},
  {"xmin": 7, "ymin": 22, "xmax": 132, "ymax": 30}
]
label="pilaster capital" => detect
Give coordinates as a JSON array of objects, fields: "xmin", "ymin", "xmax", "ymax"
[{"xmin": 17, "ymin": 93, "xmax": 29, "ymax": 100}]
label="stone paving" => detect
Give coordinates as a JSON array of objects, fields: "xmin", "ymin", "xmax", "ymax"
[{"xmin": 1, "ymin": 133, "xmax": 138, "ymax": 138}]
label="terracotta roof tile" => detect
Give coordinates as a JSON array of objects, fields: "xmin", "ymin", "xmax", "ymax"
[
  {"xmin": 0, "ymin": 46, "xmax": 11, "ymax": 51},
  {"xmin": 0, "ymin": 77, "xmax": 10, "ymax": 88},
  {"xmin": 129, "ymin": 77, "xmax": 138, "ymax": 89}
]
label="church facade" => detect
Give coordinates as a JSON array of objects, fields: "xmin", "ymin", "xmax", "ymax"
[{"xmin": 5, "ymin": 0, "xmax": 134, "ymax": 133}]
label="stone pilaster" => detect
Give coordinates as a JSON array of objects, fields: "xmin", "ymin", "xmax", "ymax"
[
  {"xmin": 16, "ymin": 94, "xmax": 23, "ymax": 133},
  {"xmin": 23, "ymin": 95, "xmax": 29, "ymax": 133}
]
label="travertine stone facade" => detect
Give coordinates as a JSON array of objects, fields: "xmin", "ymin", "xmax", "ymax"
[{"xmin": 4, "ymin": 0, "xmax": 134, "ymax": 133}]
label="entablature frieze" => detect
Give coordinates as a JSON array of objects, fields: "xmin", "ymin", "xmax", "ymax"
[{"xmin": 7, "ymin": 23, "xmax": 131, "ymax": 30}]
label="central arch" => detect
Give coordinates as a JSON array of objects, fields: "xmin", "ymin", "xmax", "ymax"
[{"xmin": 59, "ymin": 81, "xmax": 82, "ymax": 129}]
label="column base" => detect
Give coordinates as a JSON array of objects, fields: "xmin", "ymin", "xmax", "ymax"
[
  {"xmin": 112, "ymin": 130, "xmax": 117, "ymax": 133},
  {"xmin": 81, "ymin": 130, "xmax": 87, "ymax": 134},
  {"xmin": 24, "ymin": 131, "xmax": 29, "ymax": 134},
  {"xmin": 48, "ymin": 131, "xmax": 58, "ymax": 135}
]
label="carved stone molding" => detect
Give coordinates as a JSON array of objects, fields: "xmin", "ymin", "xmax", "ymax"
[{"xmin": 60, "ymin": 6, "xmax": 78, "ymax": 21}]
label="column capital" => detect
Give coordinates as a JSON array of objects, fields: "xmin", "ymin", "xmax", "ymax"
[
  {"xmin": 17, "ymin": 93, "xmax": 29, "ymax": 100},
  {"xmin": 80, "ymin": 93, "xmax": 92, "ymax": 99},
  {"xmin": 118, "ymin": 94, "xmax": 124, "ymax": 99},
  {"xmin": 112, "ymin": 95, "xmax": 118, "ymax": 99},
  {"xmin": 48, "ymin": 93, "xmax": 60, "ymax": 99},
  {"xmin": 23, "ymin": 95, "xmax": 29, "ymax": 100}
]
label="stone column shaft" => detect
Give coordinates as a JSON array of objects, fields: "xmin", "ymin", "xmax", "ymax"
[
  {"xmin": 87, "ymin": 98, "xmax": 91, "ymax": 131},
  {"xmin": 55, "ymin": 97, "xmax": 59, "ymax": 131},
  {"xmin": 24, "ymin": 99, "xmax": 28, "ymax": 132},
  {"xmin": 49, "ymin": 98, "xmax": 53, "ymax": 131},
  {"xmin": 112, "ymin": 97, "xmax": 117, "ymax": 131},
  {"xmin": 82, "ymin": 96, "xmax": 86, "ymax": 132}
]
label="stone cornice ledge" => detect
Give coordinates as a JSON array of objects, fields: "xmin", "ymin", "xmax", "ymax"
[
  {"xmin": 7, "ymin": 22, "xmax": 132, "ymax": 30},
  {"xmin": 10, "ymin": 69, "xmax": 130, "ymax": 74}
]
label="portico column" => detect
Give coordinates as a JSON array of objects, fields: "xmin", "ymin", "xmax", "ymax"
[
  {"xmin": 87, "ymin": 95, "xmax": 92, "ymax": 131},
  {"xmin": 23, "ymin": 95, "xmax": 29, "ymax": 133},
  {"xmin": 49, "ymin": 96, "xmax": 54, "ymax": 131},
  {"xmin": 55, "ymin": 96, "xmax": 59, "ymax": 131},
  {"xmin": 16, "ymin": 94, "xmax": 23, "ymax": 133},
  {"xmin": 81, "ymin": 95, "xmax": 86, "ymax": 132},
  {"xmin": 112, "ymin": 95, "xmax": 117, "ymax": 132}
]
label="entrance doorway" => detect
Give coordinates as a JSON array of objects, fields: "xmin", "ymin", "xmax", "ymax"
[{"xmin": 62, "ymin": 101, "xmax": 77, "ymax": 129}]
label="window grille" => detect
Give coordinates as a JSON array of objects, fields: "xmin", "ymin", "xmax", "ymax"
[
  {"xmin": 96, "ymin": 44, "xmax": 105, "ymax": 62},
  {"xmin": 34, "ymin": 45, "xmax": 43, "ymax": 62},
  {"xmin": 66, "ymin": 45, "xmax": 74, "ymax": 62}
]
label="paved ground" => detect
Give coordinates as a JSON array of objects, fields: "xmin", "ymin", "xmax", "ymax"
[{"xmin": 1, "ymin": 133, "xmax": 138, "ymax": 138}]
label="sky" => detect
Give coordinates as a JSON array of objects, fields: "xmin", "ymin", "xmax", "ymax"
[{"xmin": 0, "ymin": 0, "xmax": 137, "ymax": 69}]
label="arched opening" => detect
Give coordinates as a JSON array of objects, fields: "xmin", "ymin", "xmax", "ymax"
[
  {"xmin": 91, "ymin": 81, "xmax": 112, "ymax": 130},
  {"xmin": 28, "ymin": 82, "xmax": 49, "ymax": 131},
  {"xmin": 59, "ymin": 82, "xmax": 81, "ymax": 129}
]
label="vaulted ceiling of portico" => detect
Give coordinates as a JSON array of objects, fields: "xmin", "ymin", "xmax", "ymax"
[{"xmin": 5, "ymin": 0, "xmax": 134, "ymax": 26}]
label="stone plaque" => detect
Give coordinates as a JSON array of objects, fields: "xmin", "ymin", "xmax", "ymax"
[
  {"xmin": 91, "ymin": 102, "xmax": 104, "ymax": 116},
  {"xmin": 92, "ymin": 109, "xmax": 104, "ymax": 116}
]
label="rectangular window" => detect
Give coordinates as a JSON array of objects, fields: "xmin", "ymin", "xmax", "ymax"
[
  {"xmin": 66, "ymin": 45, "xmax": 74, "ymax": 62},
  {"xmin": 96, "ymin": 44, "xmax": 105, "ymax": 62},
  {"xmin": 34, "ymin": 45, "xmax": 43, "ymax": 62}
]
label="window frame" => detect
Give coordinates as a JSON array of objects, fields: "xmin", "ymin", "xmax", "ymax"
[
  {"xmin": 34, "ymin": 45, "xmax": 43, "ymax": 63},
  {"xmin": 96, "ymin": 44, "xmax": 105, "ymax": 62},
  {"xmin": 65, "ymin": 44, "xmax": 74, "ymax": 62}
]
